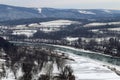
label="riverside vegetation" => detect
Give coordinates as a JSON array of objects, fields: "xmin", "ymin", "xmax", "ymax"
[{"xmin": 0, "ymin": 37, "xmax": 75, "ymax": 80}]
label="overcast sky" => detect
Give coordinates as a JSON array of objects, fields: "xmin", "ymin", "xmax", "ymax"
[{"xmin": 0, "ymin": 0, "xmax": 120, "ymax": 9}]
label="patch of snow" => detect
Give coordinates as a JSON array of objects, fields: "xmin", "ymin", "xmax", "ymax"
[
  {"xmin": 52, "ymin": 63, "xmax": 60, "ymax": 74},
  {"xmin": 40, "ymin": 28, "xmax": 60, "ymax": 32},
  {"xmin": 14, "ymin": 25, "xmax": 28, "ymax": 29},
  {"xmin": 103, "ymin": 10, "xmax": 111, "ymax": 13},
  {"xmin": 108, "ymin": 22, "xmax": 120, "ymax": 25},
  {"xmin": 37, "ymin": 8, "xmax": 42, "ymax": 13},
  {"xmin": 65, "ymin": 37, "xmax": 79, "ymax": 42},
  {"xmin": 29, "ymin": 23, "xmax": 40, "ymax": 27},
  {"xmin": 108, "ymin": 27, "xmax": 120, "ymax": 31},
  {"xmin": 90, "ymin": 29, "xmax": 99, "ymax": 32},
  {"xmin": 12, "ymin": 30, "xmax": 37, "ymax": 37},
  {"xmin": 16, "ymin": 67, "xmax": 23, "ymax": 79},
  {"xmin": 1, "ymin": 68, "xmax": 15, "ymax": 80},
  {"xmin": 79, "ymin": 10, "xmax": 96, "ymax": 15},
  {"xmin": 38, "ymin": 61, "xmax": 60, "ymax": 75},
  {"xmin": 1, "ymin": 66, "xmax": 23, "ymax": 80},
  {"xmin": 84, "ymin": 23, "xmax": 107, "ymax": 27},
  {"xmin": 0, "ymin": 59, "xmax": 6, "ymax": 62},
  {"xmin": 34, "ymin": 61, "xmax": 38, "ymax": 66}
]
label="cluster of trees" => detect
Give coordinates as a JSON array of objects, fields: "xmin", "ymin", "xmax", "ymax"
[
  {"xmin": 104, "ymin": 38, "xmax": 120, "ymax": 56},
  {"xmin": 0, "ymin": 18, "xmax": 59, "ymax": 26},
  {"xmin": 32, "ymin": 22, "xmax": 120, "ymax": 40},
  {"xmin": 33, "ymin": 24, "xmax": 94, "ymax": 40},
  {"xmin": 0, "ymin": 37, "xmax": 75, "ymax": 80},
  {"xmin": 69, "ymin": 37, "xmax": 120, "ymax": 57}
]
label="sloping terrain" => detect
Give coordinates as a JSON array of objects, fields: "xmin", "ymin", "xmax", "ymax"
[{"xmin": 0, "ymin": 4, "xmax": 120, "ymax": 21}]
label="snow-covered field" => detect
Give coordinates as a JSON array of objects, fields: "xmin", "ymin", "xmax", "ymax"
[
  {"xmin": 29, "ymin": 20, "xmax": 80, "ymax": 28},
  {"xmin": 13, "ymin": 20, "xmax": 80, "ymax": 33},
  {"xmin": 108, "ymin": 27, "xmax": 120, "ymax": 31},
  {"xmin": 13, "ymin": 25, "xmax": 28, "ymax": 29},
  {"xmin": 78, "ymin": 10, "xmax": 96, "ymax": 15},
  {"xmin": 103, "ymin": 10, "xmax": 111, "ymax": 13},
  {"xmin": 65, "ymin": 37, "xmax": 79, "ymax": 42},
  {"xmin": 84, "ymin": 21, "xmax": 120, "ymax": 27},
  {"xmin": 84, "ymin": 23, "xmax": 107, "ymax": 27},
  {"xmin": 12, "ymin": 30, "xmax": 37, "ymax": 37},
  {"xmin": 40, "ymin": 20, "xmax": 79, "ymax": 27}
]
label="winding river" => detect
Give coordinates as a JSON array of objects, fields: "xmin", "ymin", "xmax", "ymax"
[{"xmin": 10, "ymin": 41, "xmax": 120, "ymax": 66}]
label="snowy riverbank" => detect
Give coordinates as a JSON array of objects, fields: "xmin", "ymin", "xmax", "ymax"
[
  {"xmin": 8, "ymin": 42, "xmax": 120, "ymax": 80},
  {"xmin": 53, "ymin": 45, "xmax": 120, "ymax": 80}
]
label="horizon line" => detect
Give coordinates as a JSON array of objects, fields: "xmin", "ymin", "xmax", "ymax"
[{"xmin": 0, "ymin": 3, "xmax": 120, "ymax": 10}]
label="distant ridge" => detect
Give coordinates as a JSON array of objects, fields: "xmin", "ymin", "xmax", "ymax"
[{"xmin": 0, "ymin": 4, "xmax": 120, "ymax": 21}]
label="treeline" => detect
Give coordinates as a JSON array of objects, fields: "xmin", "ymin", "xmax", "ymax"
[
  {"xmin": 0, "ymin": 18, "xmax": 88, "ymax": 26},
  {"xmin": 0, "ymin": 18, "xmax": 58, "ymax": 26},
  {"xmin": 33, "ymin": 24, "xmax": 94, "ymax": 40},
  {"xmin": 67, "ymin": 37, "xmax": 120, "ymax": 57}
]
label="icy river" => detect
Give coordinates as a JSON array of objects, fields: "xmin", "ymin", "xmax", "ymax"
[{"xmin": 11, "ymin": 42, "xmax": 120, "ymax": 80}]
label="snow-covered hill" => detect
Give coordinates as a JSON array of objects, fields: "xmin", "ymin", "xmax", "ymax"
[
  {"xmin": 0, "ymin": 4, "xmax": 120, "ymax": 21},
  {"xmin": 11, "ymin": 20, "xmax": 79, "ymax": 36}
]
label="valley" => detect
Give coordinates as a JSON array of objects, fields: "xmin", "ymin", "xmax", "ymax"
[
  {"xmin": 0, "ymin": 4, "xmax": 120, "ymax": 80},
  {"xmin": 1, "ymin": 18, "xmax": 120, "ymax": 57}
]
